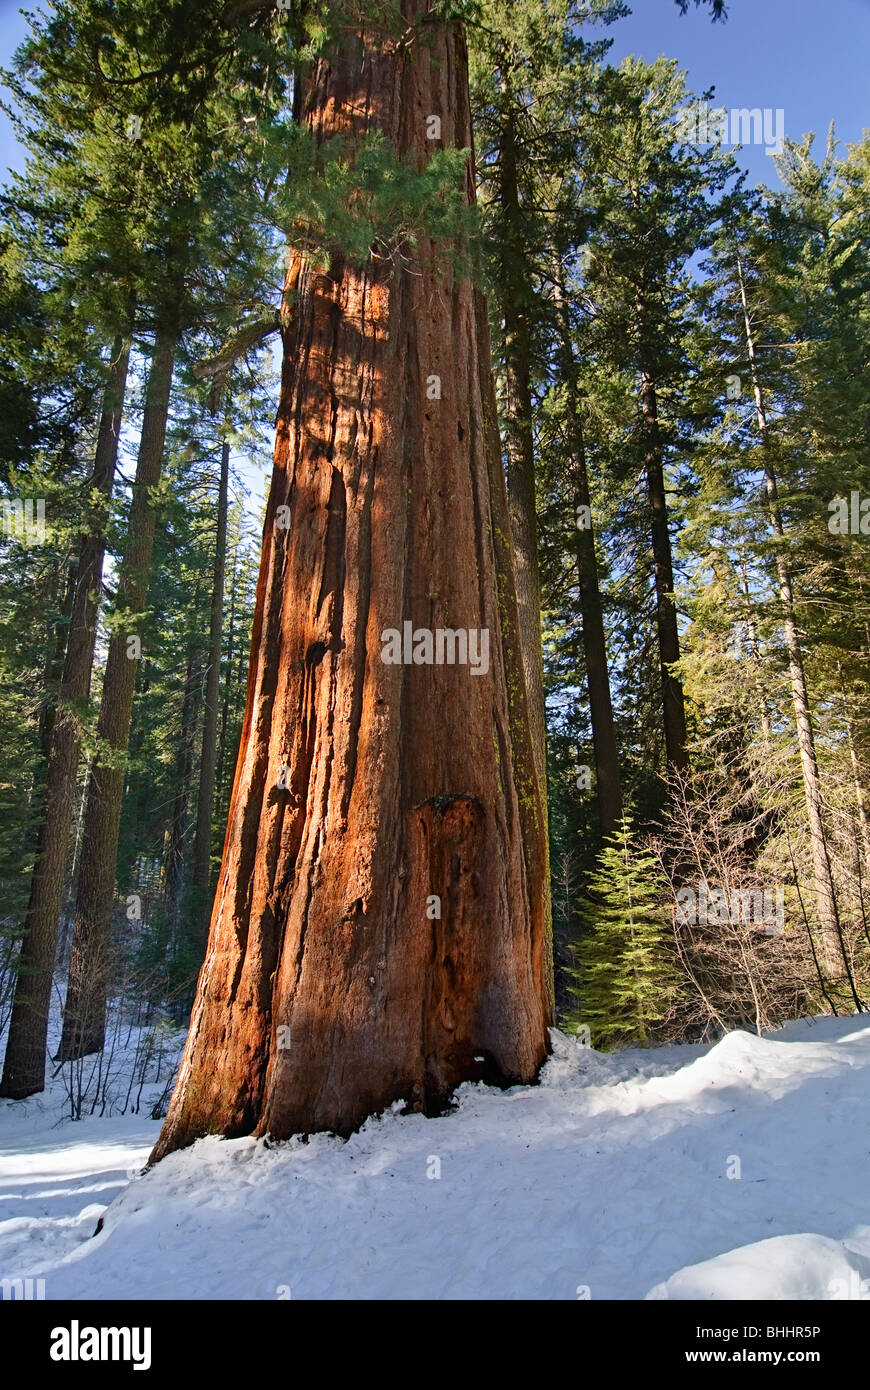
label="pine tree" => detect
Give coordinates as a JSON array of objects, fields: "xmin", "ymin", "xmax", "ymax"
[
  {"xmin": 684, "ymin": 165, "xmax": 866, "ymax": 993},
  {"xmin": 0, "ymin": 12, "xmax": 144, "ymax": 1092},
  {"xmin": 574, "ymin": 58, "xmax": 739, "ymax": 777},
  {"xmin": 1, "ymin": 0, "xmax": 294, "ymax": 1088},
  {"xmin": 566, "ymin": 815, "xmax": 673, "ymax": 1047}
]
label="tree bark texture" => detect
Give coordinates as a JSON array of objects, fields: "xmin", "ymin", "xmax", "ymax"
[{"xmin": 152, "ymin": 7, "xmax": 551, "ymax": 1157}]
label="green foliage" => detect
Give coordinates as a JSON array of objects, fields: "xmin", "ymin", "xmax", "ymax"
[
  {"xmin": 675, "ymin": 0, "xmax": 728, "ymax": 15},
  {"xmin": 565, "ymin": 816, "xmax": 675, "ymax": 1047},
  {"xmin": 4, "ymin": 0, "xmax": 870, "ymax": 1064},
  {"xmin": 267, "ymin": 124, "xmax": 476, "ymax": 272}
]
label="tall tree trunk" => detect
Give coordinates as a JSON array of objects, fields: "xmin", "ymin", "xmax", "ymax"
[
  {"xmin": 837, "ymin": 661, "xmax": 870, "ymax": 867},
  {"xmin": 37, "ymin": 559, "xmax": 77, "ymax": 763},
  {"xmin": 553, "ymin": 286, "xmax": 622, "ymax": 837},
  {"xmin": 497, "ymin": 90, "xmax": 550, "ymax": 873},
  {"xmin": 152, "ymin": 7, "xmax": 550, "ymax": 1159},
  {"xmin": 58, "ymin": 312, "xmax": 179, "ymax": 1062},
  {"xmin": 736, "ymin": 254, "xmax": 846, "ymax": 979},
  {"xmin": 217, "ymin": 523, "xmax": 241, "ymax": 811},
  {"xmin": 162, "ymin": 641, "xmax": 202, "ymax": 927},
  {"xmin": 639, "ymin": 359, "xmax": 689, "ymax": 772},
  {"xmin": 191, "ymin": 437, "xmax": 230, "ymax": 947},
  {"xmin": 738, "ymin": 567, "xmax": 773, "ymax": 752},
  {"xmin": 0, "ymin": 338, "xmax": 130, "ymax": 1098}
]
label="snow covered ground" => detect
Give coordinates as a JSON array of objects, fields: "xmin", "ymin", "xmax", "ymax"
[{"xmin": 2, "ymin": 1015, "xmax": 870, "ymax": 1300}]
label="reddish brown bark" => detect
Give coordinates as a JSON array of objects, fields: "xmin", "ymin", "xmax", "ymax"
[
  {"xmin": 497, "ymin": 88, "xmax": 549, "ymax": 855},
  {"xmin": 152, "ymin": 7, "xmax": 550, "ymax": 1158}
]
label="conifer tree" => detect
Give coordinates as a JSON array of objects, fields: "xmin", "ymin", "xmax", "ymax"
[
  {"xmin": 566, "ymin": 814, "xmax": 673, "ymax": 1047},
  {"xmin": 2, "ymin": 0, "xmax": 292, "ymax": 1087},
  {"xmin": 573, "ymin": 58, "xmax": 739, "ymax": 777}
]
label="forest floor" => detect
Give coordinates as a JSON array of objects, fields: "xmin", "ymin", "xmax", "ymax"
[{"xmin": 1, "ymin": 1015, "xmax": 869, "ymax": 1299}]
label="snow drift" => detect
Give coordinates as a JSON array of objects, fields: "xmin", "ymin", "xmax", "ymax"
[{"xmin": 2, "ymin": 1015, "xmax": 870, "ymax": 1299}]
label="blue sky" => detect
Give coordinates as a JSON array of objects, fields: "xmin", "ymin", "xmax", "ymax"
[
  {"xmin": 605, "ymin": 0, "xmax": 870, "ymax": 188},
  {"xmin": 2, "ymin": 0, "xmax": 867, "ymax": 187},
  {"xmin": 1, "ymin": 0, "xmax": 865, "ymax": 512},
  {"xmin": 0, "ymin": 2, "xmax": 30, "ymax": 176}
]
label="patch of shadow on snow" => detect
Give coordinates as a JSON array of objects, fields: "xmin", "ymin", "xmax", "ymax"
[{"xmin": 538, "ymin": 1028, "xmax": 711, "ymax": 1092}]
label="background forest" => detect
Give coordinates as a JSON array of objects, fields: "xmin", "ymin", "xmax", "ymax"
[{"xmin": 1, "ymin": 0, "xmax": 869, "ymax": 1121}]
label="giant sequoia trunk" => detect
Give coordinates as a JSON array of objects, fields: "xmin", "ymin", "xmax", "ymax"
[
  {"xmin": 58, "ymin": 310, "xmax": 180, "ymax": 1062},
  {"xmin": 152, "ymin": 7, "xmax": 550, "ymax": 1159},
  {"xmin": 0, "ymin": 338, "xmax": 129, "ymax": 1098}
]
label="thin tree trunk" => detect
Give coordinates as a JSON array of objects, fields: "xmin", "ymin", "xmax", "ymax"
[
  {"xmin": 639, "ymin": 357, "xmax": 688, "ymax": 772},
  {"xmin": 736, "ymin": 253, "xmax": 845, "ymax": 978},
  {"xmin": 738, "ymin": 567, "xmax": 772, "ymax": 752},
  {"xmin": 553, "ymin": 285, "xmax": 622, "ymax": 837},
  {"xmin": 217, "ymin": 522, "xmax": 241, "ymax": 810},
  {"xmin": 191, "ymin": 437, "xmax": 230, "ymax": 947},
  {"xmin": 748, "ymin": 619, "xmax": 773, "ymax": 751},
  {"xmin": 837, "ymin": 660, "xmax": 870, "ymax": 867},
  {"xmin": 151, "ymin": 8, "xmax": 550, "ymax": 1159},
  {"xmin": 162, "ymin": 642, "xmax": 202, "ymax": 927},
  {"xmin": 58, "ymin": 312, "xmax": 179, "ymax": 1062},
  {"xmin": 0, "ymin": 338, "xmax": 130, "ymax": 1098},
  {"xmin": 37, "ymin": 560, "xmax": 77, "ymax": 763},
  {"xmin": 569, "ymin": 413, "xmax": 624, "ymax": 837}
]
